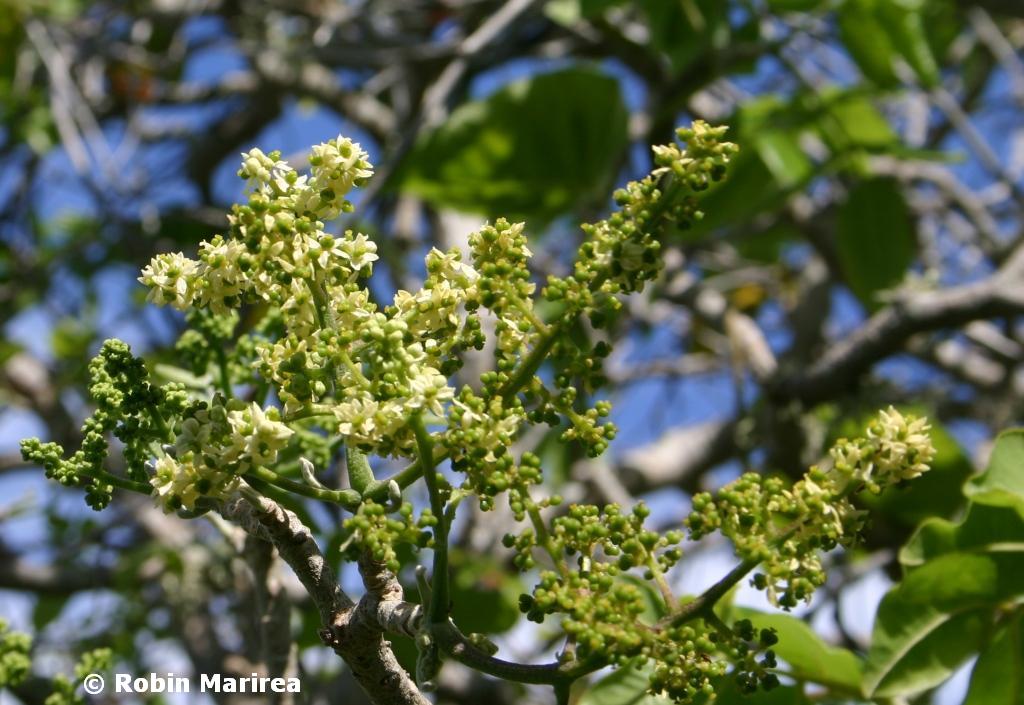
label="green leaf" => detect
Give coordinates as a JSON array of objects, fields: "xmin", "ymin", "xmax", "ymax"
[
  {"xmin": 963, "ymin": 611, "xmax": 1024, "ymax": 705},
  {"xmin": 838, "ymin": 0, "xmax": 899, "ymax": 86},
  {"xmin": 901, "ymin": 429, "xmax": 1024, "ymax": 565},
  {"xmin": 838, "ymin": 0, "xmax": 940, "ymax": 88},
  {"xmin": 816, "ymin": 90, "xmax": 898, "ymax": 153},
  {"xmin": 544, "ymin": 0, "xmax": 623, "ymax": 24},
  {"xmin": 835, "ymin": 177, "xmax": 916, "ymax": 309},
  {"xmin": 728, "ymin": 608, "xmax": 863, "ymax": 692},
  {"xmin": 396, "ymin": 67, "xmax": 628, "ymax": 223},
  {"xmin": 33, "ymin": 595, "xmax": 67, "ymax": 632},
  {"xmin": 639, "ymin": 0, "xmax": 731, "ymax": 75},
  {"xmin": 901, "ymin": 503, "xmax": 1024, "ymax": 566},
  {"xmin": 965, "ymin": 429, "xmax": 1024, "ymax": 512},
  {"xmin": 755, "ymin": 130, "xmax": 814, "ymax": 189},
  {"xmin": 876, "ymin": 0, "xmax": 940, "ymax": 88},
  {"xmin": 51, "ymin": 317, "xmax": 93, "ymax": 361},
  {"xmin": 864, "ymin": 553, "xmax": 1024, "ymax": 697},
  {"xmin": 578, "ymin": 660, "xmax": 673, "ymax": 705},
  {"xmin": 448, "ymin": 550, "xmax": 524, "ymax": 635}
]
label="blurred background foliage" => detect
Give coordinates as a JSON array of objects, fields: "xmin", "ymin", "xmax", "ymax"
[{"xmin": 1, "ymin": 0, "xmax": 1023, "ymax": 703}]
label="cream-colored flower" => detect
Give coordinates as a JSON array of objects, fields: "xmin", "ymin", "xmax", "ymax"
[
  {"xmin": 867, "ymin": 406, "xmax": 935, "ymax": 482},
  {"xmin": 139, "ymin": 252, "xmax": 198, "ymax": 309},
  {"xmin": 225, "ymin": 402, "xmax": 294, "ymax": 468},
  {"xmin": 340, "ymin": 232, "xmax": 378, "ymax": 273},
  {"xmin": 408, "ymin": 366, "xmax": 454, "ymax": 416}
]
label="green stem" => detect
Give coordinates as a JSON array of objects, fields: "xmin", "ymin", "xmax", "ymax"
[
  {"xmin": 249, "ymin": 465, "xmax": 361, "ymax": 510},
  {"xmin": 214, "ymin": 345, "xmax": 232, "ymax": 397},
  {"xmin": 646, "ymin": 554, "xmax": 679, "ymax": 615},
  {"xmin": 499, "ymin": 324, "xmax": 561, "ymax": 402},
  {"xmin": 244, "ymin": 474, "xmax": 316, "ymax": 524},
  {"xmin": 362, "ymin": 446, "xmax": 450, "ymax": 503},
  {"xmin": 84, "ymin": 469, "xmax": 152, "ymax": 495},
  {"xmin": 337, "ymin": 350, "xmax": 372, "ymax": 390},
  {"xmin": 283, "ymin": 404, "xmax": 335, "ymax": 423},
  {"xmin": 657, "ymin": 557, "xmax": 758, "ymax": 630},
  {"xmin": 432, "ymin": 621, "xmax": 603, "ymax": 686},
  {"xmin": 412, "ymin": 414, "xmax": 449, "ymax": 624},
  {"xmin": 527, "ymin": 503, "xmax": 568, "ymax": 577}
]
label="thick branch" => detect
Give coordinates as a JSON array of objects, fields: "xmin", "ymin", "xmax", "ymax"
[{"xmin": 221, "ymin": 494, "xmax": 429, "ymax": 705}]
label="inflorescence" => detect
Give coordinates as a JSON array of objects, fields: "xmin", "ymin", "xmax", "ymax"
[{"xmin": 18, "ymin": 122, "xmax": 937, "ymax": 703}]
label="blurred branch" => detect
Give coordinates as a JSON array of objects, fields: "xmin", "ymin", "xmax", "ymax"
[{"xmin": 771, "ymin": 244, "xmax": 1024, "ymax": 405}]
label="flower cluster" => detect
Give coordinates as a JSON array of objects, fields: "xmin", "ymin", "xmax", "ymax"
[
  {"xmin": 16, "ymin": 119, "xmax": 947, "ymax": 705},
  {"xmin": 133, "ymin": 124, "xmax": 740, "ymax": 509},
  {"xmin": 543, "ymin": 122, "xmax": 737, "ymax": 318},
  {"xmin": 832, "ymin": 405, "xmax": 935, "ymax": 492},
  {"xmin": 342, "ymin": 501, "xmax": 435, "ymax": 573},
  {"xmin": 508, "ymin": 501, "xmax": 788, "ymax": 702},
  {"xmin": 686, "ymin": 407, "xmax": 935, "ymax": 607},
  {"xmin": 21, "ymin": 340, "xmax": 189, "ymax": 510},
  {"xmin": 151, "ymin": 396, "xmax": 294, "ymax": 511},
  {"xmin": 648, "ymin": 617, "xmax": 781, "ymax": 702},
  {"xmin": 0, "ymin": 621, "xmax": 30, "ymax": 689},
  {"xmin": 45, "ymin": 648, "xmax": 112, "ymax": 705},
  {"xmin": 513, "ymin": 504, "xmax": 684, "ymax": 662}
]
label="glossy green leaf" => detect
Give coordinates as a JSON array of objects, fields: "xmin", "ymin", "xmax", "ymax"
[
  {"xmin": 34, "ymin": 595, "xmax": 68, "ymax": 632},
  {"xmin": 963, "ymin": 611, "xmax": 1024, "ymax": 705},
  {"xmin": 728, "ymin": 608, "xmax": 863, "ymax": 692},
  {"xmin": 836, "ymin": 177, "xmax": 916, "ymax": 309},
  {"xmin": 901, "ymin": 504, "xmax": 1024, "ymax": 566},
  {"xmin": 543, "ymin": 0, "xmax": 623, "ymax": 24},
  {"xmin": 838, "ymin": 0, "xmax": 940, "ymax": 88},
  {"xmin": 397, "ymin": 68, "xmax": 627, "ymax": 223},
  {"xmin": 965, "ymin": 429, "xmax": 1024, "ymax": 512},
  {"xmin": 51, "ymin": 317, "xmax": 93, "ymax": 361},
  {"xmin": 755, "ymin": 130, "xmax": 814, "ymax": 189},
  {"xmin": 901, "ymin": 429, "xmax": 1024, "ymax": 565},
  {"xmin": 864, "ymin": 553, "xmax": 1024, "ymax": 697}
]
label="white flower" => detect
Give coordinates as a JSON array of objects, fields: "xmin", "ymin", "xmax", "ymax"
[
  {"xmin": 333, "ymin": 396, "xmax": 383, "ymax": 444},
  {"xmin": 340, "ymin": 232, "xmax": 378, "ymax": 273},
  {"xmin": 868, "ymin": 406, "xmax": 935, "ymax": 482},
  {"xmin": 309, "ymin": 136, "xmax": 373, "ymax": 199},
  {"xmin": 149, "ymin": 455, "xmax": 239, "ymax": 512},
  {"xmin": 139, "ymin": 252, "xmax": 198, "ymax": 309},
  {"xmin": 195, "ymin": 238, "xmax": 247, "ymax": 311},
  {"xmin": 225, "ymin": 402, "xmax": 294, "ymax": 468},
  {"xmin": 408, "ymin": 366, "xmax": 454, "ymax": 415}
]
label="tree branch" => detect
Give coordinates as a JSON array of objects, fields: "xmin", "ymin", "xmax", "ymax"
[{"xmin": 220, "ymin": 492, "xmax": 430, "ymax": 705}]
